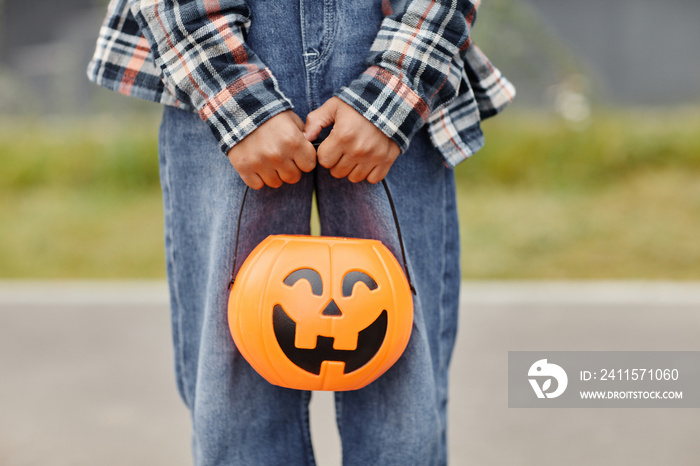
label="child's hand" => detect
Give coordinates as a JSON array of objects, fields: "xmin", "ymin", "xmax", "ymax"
[
  {"xmin": 227, "ymin": 111, "xmax": 317, "ymax": 189},
  {"xmin": 304, "ymin": 97, "xmax": 400, "ymax": 184}
]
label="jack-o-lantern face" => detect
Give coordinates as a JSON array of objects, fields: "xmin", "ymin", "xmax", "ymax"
[
  {"xmin": 228, "ymin": 235, "xmax": 413, "ymax": 391},
  {"xmin": 272, "ymin": 269, "xmax": 387, "ymax": 376}
]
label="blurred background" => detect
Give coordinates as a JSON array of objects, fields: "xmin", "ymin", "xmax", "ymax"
[
  {"xmin": 1, "ymin": 1, "xmax": 700, "ymax": 466},
  {"xmin": 1, "ymin": 0, "xmax": 699, "ymax": 279}
]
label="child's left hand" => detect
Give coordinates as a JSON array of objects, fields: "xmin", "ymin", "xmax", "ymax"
[{"xmin": 303, "ymin": 97, "xmax": 400, "ymax": 184}]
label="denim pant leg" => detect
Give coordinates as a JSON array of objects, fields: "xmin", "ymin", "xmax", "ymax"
[
  {"xmin": 158, "ymin": 106, "xmax": 318, "ymax": 466},
  {"xmin": 316, "ymin": 130, "xmax": 461, "ymax": 466}
]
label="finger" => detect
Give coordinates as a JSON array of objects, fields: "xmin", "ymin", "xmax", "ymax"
[
  {"xmin": 366, "ymin": 164, "xmax": 391, "ymax": 184},
  {"xmin": 347, "ymin": 164, "xmax": 373, "ymax": 184},
  {"xmin": 304, "ymin": 98, "xmax": 338, "ymax": 142},
  {"xmin": 275, "ymin": 160, "xmax": 304, "ymax": 185},
  {"xmin": 240, "ymin": 173, "xmax": 265, "ymax": 190},
  {"xmin": 289, "ymin": 112, "xmax": 305, "ymax": 131},
  {"xmin": 329, "ymin": 154, "xmax": 356, "ymax": 179},
  {"xmin": 259, "ymin": 170, "xmax": 284, "ymax": 189},
  {"xmin": 316, "ymin": 138, "xmax": 343, "ymax": 169},
  {"xmin": 294, "ymin": 141, "xmax": 318, "ymax": 173}
]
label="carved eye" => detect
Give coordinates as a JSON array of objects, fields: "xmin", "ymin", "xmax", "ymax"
[
  {"xmin": 342, "ymin": 271, "xmax": 378, "ymax": 297},
  {"xmin": 284, "ymin": 269, "xmax": 323, "ymax": 296}
]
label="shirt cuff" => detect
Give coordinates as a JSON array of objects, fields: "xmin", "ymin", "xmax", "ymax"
[
  {"xmin": 335, "ymin": 66, "xmax": 430, "ymax": 153},
  {"xmin": 198, "ymin": 68, "xmax": 294, "ymax": 155}
]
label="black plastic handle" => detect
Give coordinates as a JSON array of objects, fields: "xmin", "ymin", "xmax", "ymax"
[{"xmin": 228, "ymin": 179, "xmax": 415, "ymax": 295}]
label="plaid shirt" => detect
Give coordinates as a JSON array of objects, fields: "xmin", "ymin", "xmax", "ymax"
[{"xmin": 87, "ymin": 0, "xmax": 514, "ymax": 167}]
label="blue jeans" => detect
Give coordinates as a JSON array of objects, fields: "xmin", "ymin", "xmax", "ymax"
[{"xmin": 158, "ymin": 1, "xmax": 460, "ymax": 464}]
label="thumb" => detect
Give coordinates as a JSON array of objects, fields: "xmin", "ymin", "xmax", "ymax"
[
  {"xmin": 303, "ymin": 97, "xmax": 339, "ymax": 142},
  {"xmin": 288, "ymin": 111, "xmax": 305, "ymax": 131}
]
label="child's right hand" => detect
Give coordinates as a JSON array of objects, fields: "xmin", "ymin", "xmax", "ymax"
[{"xmin": 227, "ymin": 111, "xmax": 317, "ymax": 189}]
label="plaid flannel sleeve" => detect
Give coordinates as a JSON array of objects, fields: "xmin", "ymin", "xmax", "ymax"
[
  {"xmin": 127, "ymin": 0, "xmax": 293, "ymax": 154},
  {"xmin": 336, "ymin": 0, "xmax": 479, "ymax": 152}
]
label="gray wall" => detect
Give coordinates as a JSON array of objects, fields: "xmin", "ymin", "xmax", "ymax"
[
  {"xmin": 524, "ymin": 0, "xmax": 700, "ymax": 105},
  {"xmin": 0, "ymin": 0, "xmax": 698, "ymax": 114}
]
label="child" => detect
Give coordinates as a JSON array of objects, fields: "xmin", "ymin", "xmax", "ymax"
[{"xmin": 88, "ymin": 1, "xmax": 514, "ymax": 464}]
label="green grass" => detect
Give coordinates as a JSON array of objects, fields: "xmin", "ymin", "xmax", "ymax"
[
  {"xmin": 454, "ymin": 109, "xmax": 700, "ymax": 189},
  {"xmin": 1, "ymin": 115, "xmax": 165, "ymax": 278},
  {"xmin": 1, "ymin": 110, "xmax": 699, "ymax": 279},
  {"xmin": 455, "ymin": 109, "xmax": 700, "ymax": 279},
  {"xmin": 458, "ymin": 169, "xmax": 700, "ymax": 279},
  {"xmin": 0, "ymin": 188, "xmax": 165, "ymax": 278},
  {"xmin": 1, "ymin": 115, "xmax": 160, "ymax": 192}
]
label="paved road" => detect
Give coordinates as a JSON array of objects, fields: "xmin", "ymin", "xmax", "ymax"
[{"xmin": 1, "ymin": 281, "xmax": 700, "ymax": 466}]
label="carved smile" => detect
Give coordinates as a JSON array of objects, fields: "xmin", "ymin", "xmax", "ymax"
[{"xmin": 272, "ymin": 305, "xmax": 388, "ymax": 375}]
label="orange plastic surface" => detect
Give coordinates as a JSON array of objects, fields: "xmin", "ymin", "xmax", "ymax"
[{"xmin": 228, "ymin": 235, "xmax": 413, "ymax": 391}]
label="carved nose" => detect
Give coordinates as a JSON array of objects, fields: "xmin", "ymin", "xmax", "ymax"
[{"xmin": 322, "ymin": 299, "xmax": 342, "ymax": 316}]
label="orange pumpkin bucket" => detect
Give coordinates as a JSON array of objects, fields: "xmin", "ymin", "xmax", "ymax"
[{"xmin": 227, "ymin": 181, "xmax": 414, "ymax": 391}]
